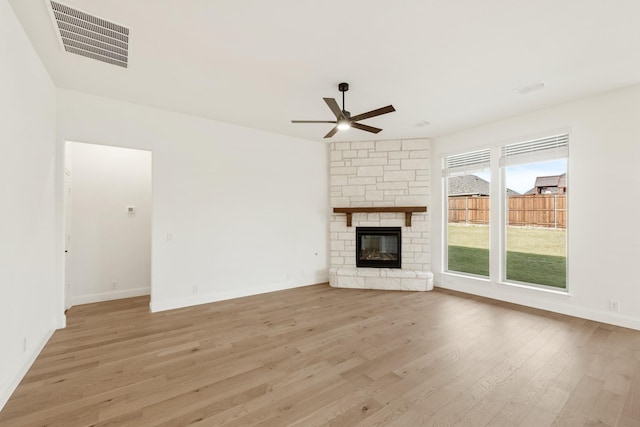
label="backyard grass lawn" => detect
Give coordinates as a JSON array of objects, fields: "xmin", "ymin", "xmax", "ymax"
[{"xmin": 447, "ymin": 224, "xmax": 567, "ymax": 288}]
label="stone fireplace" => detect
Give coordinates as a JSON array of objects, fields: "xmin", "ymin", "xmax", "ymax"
[{"xmin": 329, "ymin": 138, "xmax": 433, "ymax": 291}]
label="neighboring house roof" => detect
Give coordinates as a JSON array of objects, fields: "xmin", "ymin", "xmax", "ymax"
[
  {"xmin": 448, "ymin": 175, "xmax": 489, "ymax": 196},
  {"xmin": 523, "ymin": 172, "xmax": 569, "ymax": 195},
  {"xmin": 533, "ymin": 173, "xmax": 567, "ymax": 194},
  {"xmin": 449, "ymin": 175, "xmax": 519, "ymax": 196},
  {"xmin": 558, "ymin": 173, "xmax": 567, "ymax": 188},
  {"xmin": 535, "ymin": 174, "xmax": 566, "ymax": 188}
]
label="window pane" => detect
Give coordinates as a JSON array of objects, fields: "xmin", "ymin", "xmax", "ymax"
[
  {"xmin": 504, "ymin": 159, "xmax": 567, "ymax": 288},
  {"xmin": 446, "ymin": 171, "xmax": 490, "ymax": 277}
]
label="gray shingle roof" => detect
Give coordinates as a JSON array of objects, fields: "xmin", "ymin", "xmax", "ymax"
[
  {"xmin": 448, "ymin": 175, "xmax": 519, "ymax": 196},
  {"xmin": 535, "ymin": 175, "xmax": 561, "ymax": 187}
]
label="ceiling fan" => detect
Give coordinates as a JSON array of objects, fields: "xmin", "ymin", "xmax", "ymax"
[{"xmin": 292, "ymin": 82, "xmax": 396, "ymax": 139}]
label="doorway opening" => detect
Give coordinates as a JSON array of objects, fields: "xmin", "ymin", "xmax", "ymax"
[{"xmin": 64, "ymin": 141, "xmax": 152, "ymax": 308}]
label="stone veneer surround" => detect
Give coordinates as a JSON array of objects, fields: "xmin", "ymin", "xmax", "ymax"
[{"xmin": 329, "ymin": 138, "xmax": 433, "ymax": 291}]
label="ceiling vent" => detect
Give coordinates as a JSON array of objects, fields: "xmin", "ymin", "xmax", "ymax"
[
  {"xmin": 46, "ymin": 1, "xmax": 129, "ymax": 68},
  {"xmin": 515, "ymin": 81, "xmax": 545, "ymax": 95}
]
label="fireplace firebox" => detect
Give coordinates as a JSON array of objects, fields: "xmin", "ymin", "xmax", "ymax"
[{"xmin": 356, "ymin": 227, "xmax": 401, "ymax": 269}]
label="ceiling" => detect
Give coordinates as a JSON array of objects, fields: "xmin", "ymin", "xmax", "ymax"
[{"xmin": 9, "ymin": 0, "xmax": 640, "ymax": 142}]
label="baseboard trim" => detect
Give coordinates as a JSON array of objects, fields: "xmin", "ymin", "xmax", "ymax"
[
  {"xmin": 436, "ymin": 281, "xmax": 640, "ymax": 331},
  {"xmin": 150, "ymin": 279, "xmax": 328, "ymax": 313},
  {"xmin": 71, "ymin": 287, "xmax": 150, "ymax": 306},
  {"xmin": 0, "ymin": 328, "xmax": 54, "ymax": 412},
  {"xmin": 56, "ymin": 313, "xmax": 66, "ymax": 329}
]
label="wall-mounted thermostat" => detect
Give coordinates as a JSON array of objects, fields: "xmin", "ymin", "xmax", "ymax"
[{"xmin": 127, "ymin": 206, "xmax": 136, "ymax": 213}]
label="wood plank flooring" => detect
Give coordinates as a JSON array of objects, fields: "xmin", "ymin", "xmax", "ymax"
[{"xmin": 1, "ymin": 284, "xmax": 640, "ymax": 426}]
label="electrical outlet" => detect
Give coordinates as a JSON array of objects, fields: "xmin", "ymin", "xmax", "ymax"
[
  {"xmin": 609, "ymin": 300, "xmax": 620, "ymax": 312},
  {"xmin": 22, "ymin": 338, "xmax": 27, "ymax": 353},
  {"xmin": 112, "ymin": 282, "xmax": 117, "ymax": 290},
  {"xmin": 192, "ymin": 286, "xmax": 198, "ymax": 295}
]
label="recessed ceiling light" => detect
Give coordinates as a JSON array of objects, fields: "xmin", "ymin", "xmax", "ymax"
[
  {"xmin": 515, "ymin": 81, "xmax": 545, "ymax": 95},
  {"xmin": 414, "ymin": 120, "xmax": 430, "ymax": 127}
]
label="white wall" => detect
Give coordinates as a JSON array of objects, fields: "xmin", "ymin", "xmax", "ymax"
[
  {"xmin": 57, "ymin": 89, "xmax": 329, "ymax": 312},
  {"xmin": 431, "ymin": 84, "xmax": 640, "ymax": 330},
  {"xmin": 0, "ymin": 0, "xmax": 58, "ymax": 410},
  {"xmin": 67, "ymin": 142, "xmax": 152, "ymax": 305}
]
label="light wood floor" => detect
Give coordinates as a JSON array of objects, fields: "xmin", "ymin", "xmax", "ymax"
[{"xmin": 1, "ymin": 285, "xmax": 640, "ymax": 426}]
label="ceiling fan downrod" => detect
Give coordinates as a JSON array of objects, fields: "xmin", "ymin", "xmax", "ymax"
[{"xmin": 339, "ymin": 82, "xmax": 349, "ymax": 116}]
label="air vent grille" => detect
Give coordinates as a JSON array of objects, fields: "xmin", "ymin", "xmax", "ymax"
[{"xmin": 48, "ymin": 1, "xmax": 129, "ymax": 68}]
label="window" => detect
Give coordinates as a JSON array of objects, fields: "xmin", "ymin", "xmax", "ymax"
[
  {"xmin": 443, "ymin": 133, "xmax": 569, "ymax": 290},
  {"xmin": 501, "ymin": 134, "xmax": 568, "ymax": 289},
  {"xmin": 444, "ymin": 149, "xmax": 491, "ymax": 277}
]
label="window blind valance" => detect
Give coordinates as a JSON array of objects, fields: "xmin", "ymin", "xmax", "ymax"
[
  {"xmin": 443, "ymin": 148, "xmax": 491, "ymax": 176},
  {"xmin": 500, "ymin": 133, "xmax": 569, "ymax": 166}
]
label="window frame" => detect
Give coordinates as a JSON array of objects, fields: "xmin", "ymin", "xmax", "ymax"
[
  {"xmin": 442, "ymin": 148, "xmax": 492, "ymax": 278},
  {"xmin": 441, "ymin": 130, "xmax": 570, "ymax": 293},
  {"xmin": 499, "ymin": 146, "xmax": 569, "ymax": 291}
]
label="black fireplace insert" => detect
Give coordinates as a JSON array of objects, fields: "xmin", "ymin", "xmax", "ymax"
[{"xmin": 356, "ymin": 227, "xmax": 401, "ymax": 268}]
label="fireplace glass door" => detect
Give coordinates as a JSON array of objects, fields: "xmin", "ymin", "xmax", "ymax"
[{"xmin": 356, "ymin": 227, "xmax": 401, "ymax": 268}]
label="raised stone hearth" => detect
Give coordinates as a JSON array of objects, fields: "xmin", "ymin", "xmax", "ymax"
[
  {"xmin": 330, "ymin": 268, "xmax": 434, "ymax": 291},
  {"xmin": 329, "ymin": 138, "xmax": 432, "ymax": 291}
]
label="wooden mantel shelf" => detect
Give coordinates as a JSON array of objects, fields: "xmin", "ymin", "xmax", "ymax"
[{"xmin": 333, "ymin": 206, "xmax": 427, "ymax": 227}]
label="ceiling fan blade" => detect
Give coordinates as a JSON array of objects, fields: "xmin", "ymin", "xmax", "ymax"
[
  {"xmin": 349, "ymin": 105, "xmax": 396, "ymax": 122},
  {"xmin": 291, "ymin": 120, "xmax": 336, "ymax": 123},
  {"xmin": 323, "ymin": 98, "xmax": 344, "ymax": 119},
  {"xmin": 352, "ymin": 122, "xmax": 382, "ymax": 134},
  {"xmin": 324, "ymin": 126, "xmax": 339, "ymax": 138}
]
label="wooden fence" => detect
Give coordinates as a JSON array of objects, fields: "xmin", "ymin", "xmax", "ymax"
[{"xmin": 448, "ymin": 194, "xmax": 566, "ymax": 228}]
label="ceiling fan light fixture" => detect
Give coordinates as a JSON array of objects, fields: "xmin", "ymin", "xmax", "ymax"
[{"xmin": 337, "ymin": 119, "xmax": 351, "ymax": 130}]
